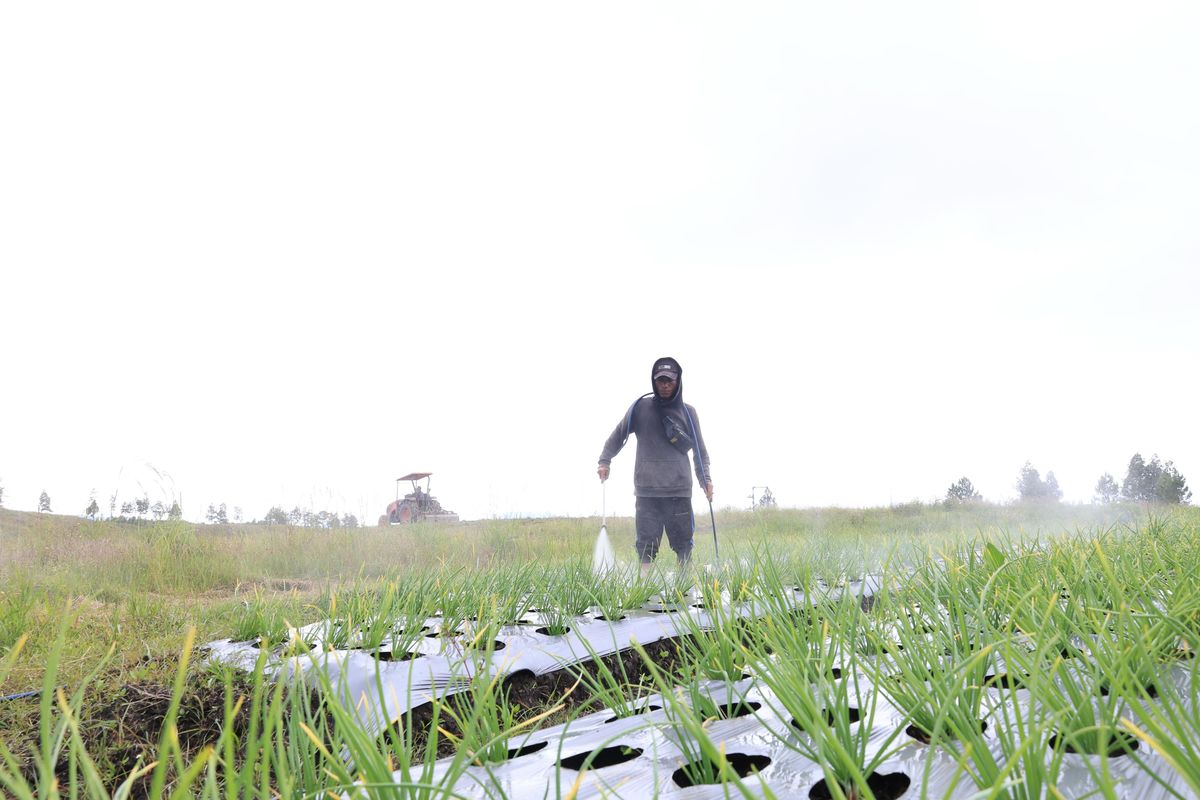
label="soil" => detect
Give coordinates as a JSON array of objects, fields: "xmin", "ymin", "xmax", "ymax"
[
  {"xmin": 809, "ymin": 771, "xmax": 911, "ymax": 800},
  {"xmin": 393, "ymin": 634, "xmax": 698, "ymax": 759},
  {"xmin": 672, "ymin": 752, "xmax": 772, "ymax": 788},
  {"xmin": 7, "ymin": 675, "xmax": 256, "ymax": 800}
]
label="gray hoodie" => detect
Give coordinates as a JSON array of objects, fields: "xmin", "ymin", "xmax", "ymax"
[{"xmin": 598, "ymin": 357, "xmax": 711, "ymax": 498}]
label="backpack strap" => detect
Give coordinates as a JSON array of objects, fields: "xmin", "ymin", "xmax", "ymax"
[{"xmin": 622, "ymin": 393, "xmax": 654, "ymax": 446}]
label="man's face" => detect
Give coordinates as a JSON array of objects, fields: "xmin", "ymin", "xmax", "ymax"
[{"xmin": 655, "ymin": 376, "xmax": 677, "ymax": 399}]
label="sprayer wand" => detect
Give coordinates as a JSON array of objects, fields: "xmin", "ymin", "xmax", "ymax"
[
  {"xmin": 601, "ymin": 478, "xmax": 607, "ymax": 531},
  {"xmin": 681, "ymin": 404, "xmax": 719, "ymax": 562},
  {"xmin": 707, "ymin": 497, "xmax": 718, "ymax": 560}
]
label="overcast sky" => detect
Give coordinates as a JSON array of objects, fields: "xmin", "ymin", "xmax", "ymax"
[{"xmin": 2, "ymin": 2, "xmax": 1197, "ymax": 524}]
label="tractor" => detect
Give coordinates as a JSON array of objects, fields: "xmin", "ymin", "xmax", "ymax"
[{"xmin": 379, "ymin": 472, "xmax": 459, "ymax": 525}]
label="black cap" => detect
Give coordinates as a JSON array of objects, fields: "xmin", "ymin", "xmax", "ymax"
[{"xmin": 653, "ymin": 363, "xmax": 679, "ymax": 381}]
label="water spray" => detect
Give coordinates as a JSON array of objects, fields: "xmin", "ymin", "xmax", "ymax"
[{"xmin": 593, "ymin": 477, "xmax": 616, "ymax": 575}]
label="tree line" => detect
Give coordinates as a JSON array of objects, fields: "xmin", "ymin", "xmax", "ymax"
[
  {"xmin": 257, "ymin": 506, "xmax": 360, "ymax": 528},
  {"xmin": 945, "ymin": 452, "xmax": 1191, "ymax": 506},
  {"xmin": 195, "ymin": 502, "xmax": 361, "ymax": 528}
]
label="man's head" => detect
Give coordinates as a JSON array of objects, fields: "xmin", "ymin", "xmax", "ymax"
[{"xmin": 650, "ymin": 357, "xmax": 682, "ymax": 403}]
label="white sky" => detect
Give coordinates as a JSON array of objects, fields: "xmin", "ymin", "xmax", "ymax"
[{"xmin": 2, "ymin": 2, "xmax": 1197, "ymax": 523}]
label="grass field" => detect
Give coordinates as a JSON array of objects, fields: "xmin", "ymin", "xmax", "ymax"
[{"xmin": 1, "ymin": 501, "xmax": 1194, "ymax": 798}]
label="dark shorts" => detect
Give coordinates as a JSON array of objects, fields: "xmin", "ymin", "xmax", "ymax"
[{"xmin": 635, "ymin": 496, "xmax": 694, "ymax": 564}]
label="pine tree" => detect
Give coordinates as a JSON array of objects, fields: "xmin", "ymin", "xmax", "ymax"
[
  {"xmin": 1122, "ymin": 453, "xmax": 1153, "ymax": 501},
  {"xmin": 1044, "ymin": 471, "xmax": 1063, "ymax": 501},
  {"xmin": 1155, "ymin": 460, "xmax": 1192, "ymax": 504},
  {"xmin": 1017, "ymin": 462, "xmax": 1043, "ymax": 500},
  {"xmin": 1120, "ymin": 453, "xmax": 1192, "ymax": 503}
]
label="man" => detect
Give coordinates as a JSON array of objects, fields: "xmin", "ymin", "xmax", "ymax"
[{"xmin": 597, "ymin": 356, "xmax": 713, "ymax": 575}]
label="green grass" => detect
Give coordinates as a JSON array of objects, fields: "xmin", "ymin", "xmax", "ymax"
[{"xmin": 2, "ymin": 501, "xmax": 1197, "ymax": 797}]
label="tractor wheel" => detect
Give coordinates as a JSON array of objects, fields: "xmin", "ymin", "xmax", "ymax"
[{"xmin": 397, "ymin": 504, "xmax": 413, "ymax": 524}]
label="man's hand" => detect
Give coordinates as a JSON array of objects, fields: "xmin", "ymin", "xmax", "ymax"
[
  {"xmin": 597, "ymin": 464, "xmax": 610, "ymax": 482},
  {"xmin": 705, "ymin": 480, "xmax": 714, "ymax": 502}
]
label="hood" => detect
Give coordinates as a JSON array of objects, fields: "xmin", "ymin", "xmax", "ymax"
[{"xmin": 650, "ymin": 356, "xmax": 683, "ymax": 407}]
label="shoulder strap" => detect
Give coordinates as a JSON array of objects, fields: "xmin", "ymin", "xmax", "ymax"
[{"xmin": 623, "ymin": 393, "xmax": 654, "ymax": 445}]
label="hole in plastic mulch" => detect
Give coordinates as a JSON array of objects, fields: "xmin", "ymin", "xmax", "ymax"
[
  {"xmin": 242, "ymin": 636, "xmax": 291, "ymax": 650},
  {"xmin": 422, "ymin": 632, "xmax": 506, "ymax": 651},
  {"xmin": 789, "ymin": 706, "xmax": 861, "ymax": 733},
  {"xmin": 343, "ymin": 647, "xmax": 422, "ymax": 662},
  {"xmin": 905, "ymin": 719, "xmax": 986, "ymax": 744},
  {"xmin": 1049, "ymin": 731, "xmax": 1140, "ymax": 757},
  {"xmin": 984, "ymin": 672, "xmax": 1029, "ymax": 690},
  {"xmin": 535, "ymin": 626, "xmax": 571, "ymax": 636},
  {"xmin": 1099, "ymin": 681, "xmax": 1158, "ymax": 699},
  {"xmin": 372, "ymin": 649, "xmax": 423, "ymax": 663},
  {"xmin": 505, "ymin": 740, "xmax": 549, "ymax": 760},
  {"xmin": 594, "ymin": 614, "xmax": 628, "ymax": 622},
  {"xmin": 672, "ymin": 753, "xmax": 772, "ymax": 787},
  {"xmin": 603, "ymin": 705, "xmax": 662, "ymax": 723},
  {"xmin": 697, "ymin": 701, "xmax": 760, "ymax": 720},
  {"xmin": 809, "ymin": 771, "xmax": 911, "ymax": 800},
  {"xmin": 559, "ymin": 745, "xmax": 644, "ymax": 770}
]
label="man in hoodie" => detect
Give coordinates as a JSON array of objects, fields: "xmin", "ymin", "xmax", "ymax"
[{"xmin": 597, "ymin": 356, "xmax": 713, "ymax": 575}]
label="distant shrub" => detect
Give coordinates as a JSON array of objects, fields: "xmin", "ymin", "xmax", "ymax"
[{"xmin": 945, "ymin": 477, "xmax": 982, "ymax": 505}]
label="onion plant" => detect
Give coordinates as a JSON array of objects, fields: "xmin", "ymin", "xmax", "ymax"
[
  {"xmin": 672, "ymin": 583, "xmax": 757, "ymax": 682},
  {"xmin": 750, "ymin": 593, "xmax": 904, "ymax": 800},
  {"xmin": 586, "ymin": 568, "xmax": 655, "ymax": 621},
  {"xmin": 634, "ymin": 641, "xmax": 766, "ymax": 795},
  {"xmin": 231, "ymin": 587, "xmax": 292, "ymax": 647},
  {"xmin": 936, "ymin": 634, "xmax": 1065, "ymax": 800},
  {"xmin": 857, "ymin": 599, "xmax": 991, "ymax": 745},
  {"xmin": 534, "ymin": 563, "xmax": 595, "ymax": 635},
  {"xmin": 1122, "ymin": 622, "xmax": 1200, "ymax": 797}
]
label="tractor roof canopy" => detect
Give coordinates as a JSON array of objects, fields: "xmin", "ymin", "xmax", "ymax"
[{"xmin": 397, "ymin": 472, "xmax": 433, "ymax": 481}]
